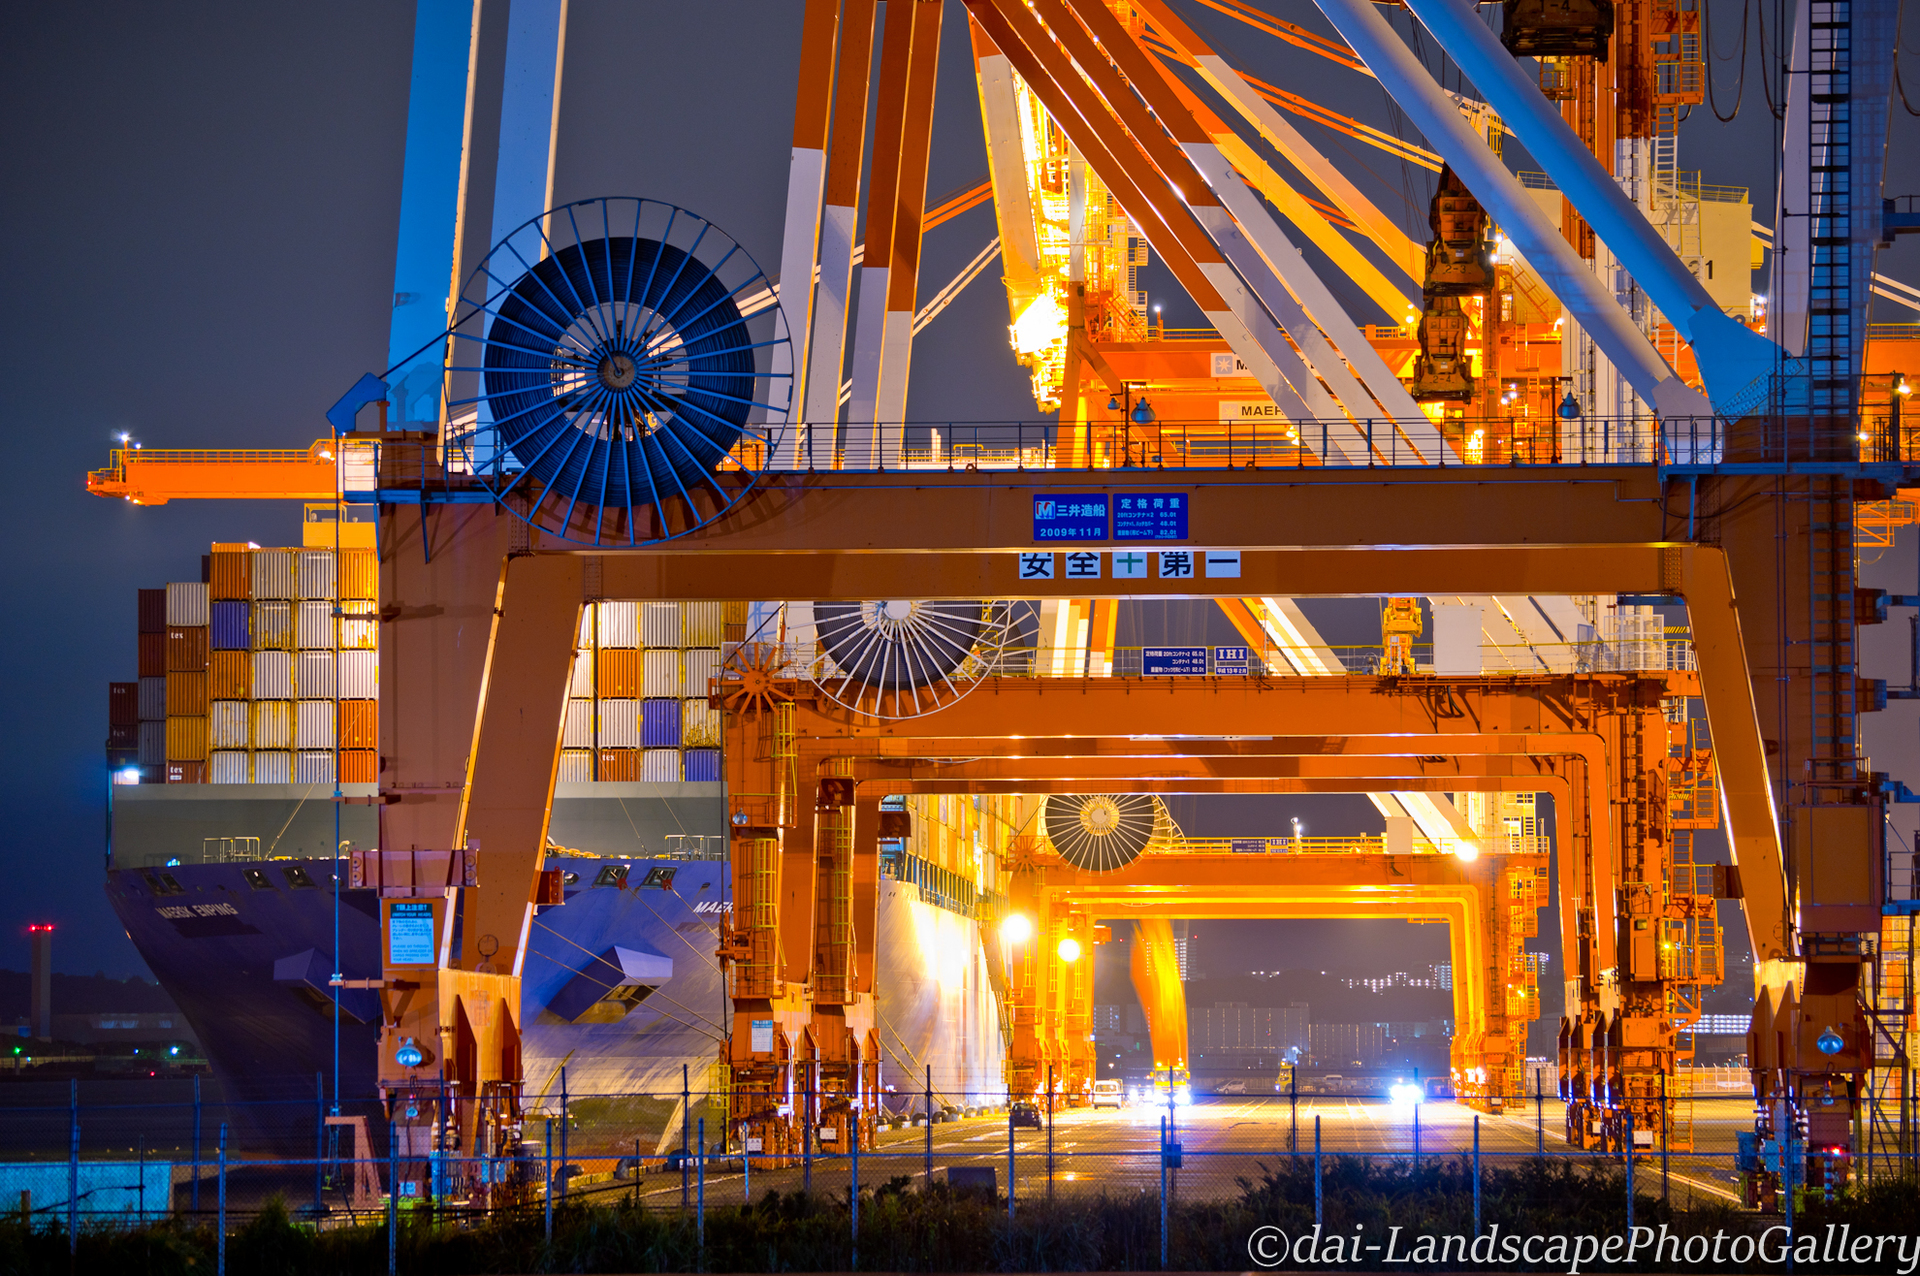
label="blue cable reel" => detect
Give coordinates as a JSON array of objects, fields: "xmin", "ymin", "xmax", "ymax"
[{"xmin": 442, "ymin": 197, "xmax": 792, "ymax": 546}]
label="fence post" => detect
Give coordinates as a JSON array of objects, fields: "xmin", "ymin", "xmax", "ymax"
[
  {"xmin": 217, "ymin": 1123, "xmax": 228, "ymax": 1276},
  {"xmin": 682, "ymin": 1064, "xmax": 690, "ymax": 1208},
  {"xmin": 1313, "ymin": 1115, "xmax": 1322, "ymax": 1229},
  {"xmin": 315, "ymin": 1071, "xmax": 324, "ymax": 1217},
  {"xmin": 138, "ymin": 1134, "xmax": 146, "ymax": 1226},
  {"xmin": 1046, "ymin": 1064, "xmax": 1054, "ymax": 1202},
  {"xmin": 850, "ymin": 1117, "xmax": 860, "ymax": 1270},
  {"xmin": 803, "ymin": 1072, "xmax": 812, "ymax": 1194},
  {"xmin": 559, "ymin": 1066, "xmax": 569, "ymax": 1203},
  {"xmin": 924, "ymin": 1065, "xmax": 932, "ymax": 1186},
  {"xmin": 1007, "ymin": 1100, "xmax": 1015, "ymax": 1220},
  {"xmin": 1624, "ymin": 1108, "xmax": 1635, "ymax": 1236},
  {"xmin": 543, "ymin": 1118, "xmax": 553, "ymax": 1244},
  {"xmin": 67, "ymin": 1078, "xmax": 77, "ymax": 1254},
  {"xmin": 192, "ymin": 1072, "xmax": 202, "ymax": 1215},
  {"xmin": 388, "ymin": 1113, "xmax": 398, "ymax": 1276},
  {"xmin": 1159, "ymin": 1114, "xmax": 1169, "ymax": 1271},
  {"xmin": 1472, "ymin": 1114, "xmax": 1481, "ymax": 1236},
  {"xmin": 1535, "ymin": 1067, "xmax": 1544, "ymax": 1156},
  {"xmin": 696, "ymin": 1118, "xmax": 706, "ymax": 1258},
  {"xmin": 1290, "ymin": 1069, "xmax": 1297, "ymax": 1156},
  {"xmin": 1660, "ymin": 1072, "xmax": 1670, "ymax": 1202},
  {"xmin": 1784, "ymin": 1122, "xmax": 1795, "ymax": 1248},
  {"xmin": 1412, "ymin": 1098, "xmax": 1420, "ymax": 1174}
]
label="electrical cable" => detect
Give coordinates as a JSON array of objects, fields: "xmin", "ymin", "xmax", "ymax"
[
  {"xmin": 1897, "ymin": 47, "xmax": 1920, "ymax": 116},
  {"xmin": 1705, "ymin": 0, "xmax": 1749, "ymax": 123},
  {"xmin": 1755, "ymin": 0, "xmax": 1785, "ymax": 121}
]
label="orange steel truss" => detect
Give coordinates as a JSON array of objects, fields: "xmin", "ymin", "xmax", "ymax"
[{"xmin": 707, "ymin": 669, "xmax": 1710, "ymax": 1134}]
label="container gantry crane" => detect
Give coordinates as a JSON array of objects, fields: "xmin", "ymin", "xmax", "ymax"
[{"xmin": 82, "ymin": 0, "xmax": 1920, "ymax": 1194}]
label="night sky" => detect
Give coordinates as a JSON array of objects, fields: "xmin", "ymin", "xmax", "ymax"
[{"xmin": 3, "ymin": 2, "xmax": 1916, "ymax": 982}]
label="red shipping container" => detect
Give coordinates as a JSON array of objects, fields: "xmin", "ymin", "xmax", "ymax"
[
  {"xmin": 138, "ymin": 632, "xmax": 167, "ymax": 677},
  {"xmin": 109, "ymin": 682, "xmax": 138, "ymax": 725},
  {"xmin": 166, "ymin": 761, "xmax": 205, "ymax": 785},
  {"xmin": 166, "ymin": 627, "xmax": 209, "ymax": 671},
  {"xmin": 107, "ymin": 724, "xmax": 138, "ymax": 748},
  {"xmin": 138, "ymin": 588, "xmax": 167, "ymax": 634},
  {"xmin": 597, "ymin": 748, "xmax": 642, "ymax": 781}
]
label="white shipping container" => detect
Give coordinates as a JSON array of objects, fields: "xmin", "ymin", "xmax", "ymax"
[
  {"xmin": 138, "ymin": 676, "xmax": 166, "ymax": 721},
  {"xmin": 338, "ymin": 619, "xmax": 377, "ymax": 650},
  {"xmin": 595, "ymin": 601, "xmax": 638, "ymax": 648},
  {"xmin": 640, "ymin": 602, "xmax": 681, "ymax": 647},
  {"xmin": 166, "ymin": 582, "xmax": 209, "ymax": 627},
  {"xmin": 252, "ymin": 750, "xmax": 292, "ymax": 784},
  {"xmin": 252, "ymin": 650, "xmax": 295, "ymax": 699},
  {"xmin": 138, "ymin": 720, "xmax": 165, "ymax": 766},
  {"xmin": 567, "ymin": 649, "xmax": 594, "ymax": 697},
  {"xmin": 296, "ymin": 601, "xmax": 334, "ymax": 649},
  {"xmin": 252, "ymin": 549, "xmax": 296, "ymax": 600},
  {"xmin": 209, "ymin": 750, "xmax": 250, "ymax": 784},
  {"xmin": 337, "ymin": 650, "xmax": 377, "ymax": 698},
  {"xmin": 597, "ymin": 698, "xmax": 641, "ymax": 747},
  {"xmin": 682, "ymin": 648, "xmax": 721, "ymax": 698},
  {"xmin": 684, "ymin": 602, "xmax": 726, "ymax": 646},
  {"xmin": 297, "ymin": 550, "xmax": 336, "ymax": 600},
  {"xmin": 563, "ymin": 699, "xmax": 595, "ymax": 748},
  {"xmin": 252, "ymin": 700, "xmax": 293, "ymax": 749},
  {"xmin": 558, "ymin": 749, "xmax": 594, "ymax": 782},
  {"xmin": 296, "ymin": 651, "xmax": 335, "ymax": 699},
  {"xmin": 296, "ymin": 700, "xmax": 336, "ymax": 750},
  {"xmin": 681, "ymin": 698, "xmax": 721, "ymax": 747},
  {"xmin": 250, "ymin": 600, "xmax": 294, "ymax": 648},
  {"xmin": 209, "ymin": 700, "xmax": 251, "ymax": 749},
  {"xmin": 642, "ymin": 649, "xmax": 683, "ymax": 698},
  {"xmin": 576, "ymin": 608, "xmax": 594, "ymax": 648},
  {"xmin": 295, "ymin": 750, "xmax": 334, "ymax": 784},
  {"xmin": 642, "ymin": 748, "xmax": 681, "ymax": 782}
]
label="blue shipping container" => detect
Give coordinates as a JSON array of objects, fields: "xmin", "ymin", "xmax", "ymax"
[
  {"xmin": 683, "ymin": 748, "xmax": 722, "ymax": 783},
  {"xmin": 640, "ymin": 698, "xmax": 681, "ymax": 748},
  {"xmin": 210, "ymin": 600, "xmax": 251, "ymax": 650}
]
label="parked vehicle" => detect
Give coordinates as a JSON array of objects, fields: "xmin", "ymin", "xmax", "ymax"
[
  {"xmin": 1091, "ymin": 1079, "xmax": 1124, "ymax": 1109},
  {"xmin": 1010, "ymin": 1100, "xmax": 1044, "ymax": 1129}
]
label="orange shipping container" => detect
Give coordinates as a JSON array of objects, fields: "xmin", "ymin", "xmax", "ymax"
[
  {"xmin": 165, "ymin": 715, "xmax": 208, "ymax": 762},
  {"xmin": 209, "ymin": 549, "xmax": 252, "ymax": 600},
  {"xmin": 165, "ymin": 672, "xmax": 209, "ymax": 717},
  {"xmin": 209, "ymin": 649, "xmax": 251, "ymax": 699},
  {"xmin": 166, "ymin": 627, "xmax": 209, "ymax": 671},
  {"xmin": 597, "ymin": 648, "xmax": 642, "ymax": 698},
  {"xmin": 338, "ymin": 549, "xmax": 377, "ymax": 601},
  {"xmin": 597, "ymin": 748, "xmax": 642, "ymax": 781},
  {"xmin": 339, "ymin": 749, "xmax": 378, "ymax": 783},
  {"xmin": 338, "ymin": 700, "xmax": 378, "ymax": 749}
]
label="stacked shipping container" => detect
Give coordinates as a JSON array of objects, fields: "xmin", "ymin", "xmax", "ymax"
[
  {"xmin": 132, "ymin": 544, "xmax": 378, "ymax": 783},
  {"xmin": 119, "ymin": 545, "xmax": 738, "ymax": 787},
  {"xmin": 556, "ymin": 600, "xmax": 737, "ymax": 783}
]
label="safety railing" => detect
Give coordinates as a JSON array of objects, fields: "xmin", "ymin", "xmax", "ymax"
[
  {"xmin": 721, "ymin": 638, "xmax": 1698, "ymax": 685},
  {"xmin": 334, "ymin": 414, "xmax": 1920, "ymax": 504}
]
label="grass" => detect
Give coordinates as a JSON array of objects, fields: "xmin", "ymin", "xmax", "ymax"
[{"xmin": 1, "ymin": 1157, "xmax": 1916, "ymax": 1273}]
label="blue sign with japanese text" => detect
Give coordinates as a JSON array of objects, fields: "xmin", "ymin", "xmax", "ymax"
[
  {"xmin": 1142, "ymin": 646, "xmax": 1208, "ymax": 676},
  {"xmin": 1033, "ymin": 493, "xmax": 1110, "ymax": 542},
  {"xmin": 1113, "ymin": 492, "xmax": 1189, "ymax": 540},
  {"xmin": 1214, "ymin": 645, "xmax": 1250, "ymax": 674}
]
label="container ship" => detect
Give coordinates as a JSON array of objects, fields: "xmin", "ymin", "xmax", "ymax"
[{"xmin": 102, "ymin": 514, "xmax": 1011, "ymax": 1131}]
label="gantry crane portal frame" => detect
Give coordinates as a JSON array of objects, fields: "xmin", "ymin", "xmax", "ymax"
[{"xmin": 83, "ymin": 0, "xmax": 1918, "ymax": 1181}]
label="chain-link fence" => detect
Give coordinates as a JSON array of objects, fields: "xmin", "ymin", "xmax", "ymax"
[{"xmin": 4, "ymin": 1083, "xmax": 1916, "ymax": 1270}]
